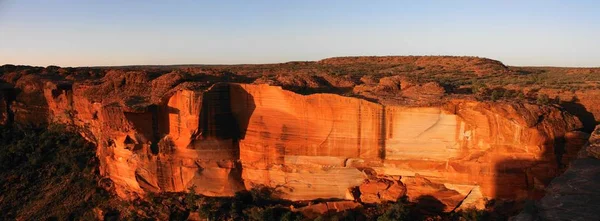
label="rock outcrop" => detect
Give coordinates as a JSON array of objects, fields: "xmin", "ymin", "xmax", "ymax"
[
  {"xmin": 512, "ymin": 126, "xmax": 600, "ymax": 221},
  {"xmin": 358, "ymin": 179, "xmax": 407, "ymax": 204},
  {"xmin": 318, "ymin": 56, "xmax": 508, "ymax": 76},
  {"xmin": 0, "ymin": 58, "xmax": 590, "ymax": 214}
]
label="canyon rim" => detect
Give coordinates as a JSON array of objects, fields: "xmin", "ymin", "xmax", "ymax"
[{"xmin": 2, "ymin": 56, "xmax": 600, "ymax": 220}]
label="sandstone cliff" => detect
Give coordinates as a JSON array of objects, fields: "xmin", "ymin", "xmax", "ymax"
[
  {"xmin": 512, "ymin": 125, "xmax": 600, "ymax": 221},
  {"xmin": 0, "ymin": 57, "xmax": 593, "ymax": 214}
]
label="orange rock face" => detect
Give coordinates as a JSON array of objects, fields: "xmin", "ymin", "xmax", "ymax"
[
  {"xmin": 89, "ymin": 84, "xmax": 247, "ymax": 198},
  {"xmin": 101, "ymin": 84, "xmax": 579, "ymax": 205},
  {"xmin": 0, "ymin": 65, "xmax": 584, "ymax": 211},
  {"xmin": 514, "ymin": 125, "xmax": 600, "ymax": 220},
  {"xmin": 233, "ymin": 84, "xmax": 580, "ymax": 209},
  {"xmin": 358, "ymin": 179, "xmax": 407, "ymax": 203}
]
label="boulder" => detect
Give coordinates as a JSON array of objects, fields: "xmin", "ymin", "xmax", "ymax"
[{"xmin": 358, "ymin": 179, "xmax": 406, "ymax": 203}]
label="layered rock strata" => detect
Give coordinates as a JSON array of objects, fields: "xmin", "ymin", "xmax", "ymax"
[{"xmin": 0, "ymin": 78, "xmax": 584, "ymax": 210}]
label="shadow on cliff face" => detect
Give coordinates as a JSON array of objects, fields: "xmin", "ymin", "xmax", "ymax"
[
  {"xmin": 3, "ymin": 78, "xmax": 50, "ymax": 126},
  {"xmin": 139, "ymin": 83, "xmax": 255, "ymax": 192},
  {"xmin": 152, "ymin": 83, "xmax": 256, "ymax": 152},
  {"xmin": 0, "ymin": 80, "xmax": 16, "ymax": 125},
  {"xmin": 199, "ymin": 83, "xmax": 255, "ymax": 141},
  {"xmin": 493, "ymin": 135, "xmax": 571, "ymax": 216},
  {"xmin": 197, "ymin": 83, "xmax": 256, "ymax": 191},
  {"xmin": 489, "ymin": 99, "xmax": 597, "ymax": 217},
  {"xmin": 412, "ymin": 195, "xmax": 446, "ymax": 216},
  {"xmin": 228, "ymin": 84, "xmax": 256, "ymax": 140},
  {"xmin": 200, "ymin": 83, "xmax": 238, "ymax": 139},
  {"xmin": 560, "ymin": 100, "xmax": 597, "ymax": 133}
]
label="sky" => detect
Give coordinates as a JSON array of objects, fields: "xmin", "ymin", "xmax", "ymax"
[{"xmin": 0, "ymin": 0, "xmax": 599, "ymax": 67}]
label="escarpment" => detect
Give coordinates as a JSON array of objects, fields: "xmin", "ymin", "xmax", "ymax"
[
  {"xmin": 0, "ymin": 57, "xmax": 595, "ymax": 214},
  {"xmin": 0, "ymin": 82, "xmax": 583, "ymax": 210}
]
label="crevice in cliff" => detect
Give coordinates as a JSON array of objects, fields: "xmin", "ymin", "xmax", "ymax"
[
  {"xmin": 148, "ymin": 105, "xmax": 160, "ymax": 155},
  {"xmin": 135, "ymin": 172, "xmax": 160, "ymax": 192},
  {"xmin": 357, "ymin": 102, "xmax": 362, "ymax": 155},
  {"xmin": 379, "ymin": 107, "xmax": 386, "ymax": 159},
  {"xmin": 415, "ymin": 113, "xmax": 442, "ymax": 138},
  {"xmin": 451, "ymin": 186, "xmax": 481, "ymax": 212},
  {"xmin": 199, "ymin": 83, "xmax": 239, "ymax": 140}
]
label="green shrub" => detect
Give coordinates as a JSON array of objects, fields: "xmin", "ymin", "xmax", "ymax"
[
  {"xmin": 517, "ymin": 92, "xmax": 526, "ymax": 100},
  {"xmin": 244, "ymin": 207, "xmax": 279, "ymax": 221},
  {"xmin": 249, "ymin": 185, "xmax": 277, "ymax": 206},
  {"xmin": 377, "ymin": 201, "xmax": 410, "ymax": 221},
  {"xmin": 280, "ymin": 211, "xmax": 304, "ymax": 221},
  {"xmin": 471, "ymin": 81, "xmax": 488, "ymax": 94},
  {"xmin": 456, "ymin": 208, "xmax": 490, "ymax": 221},
  {"xmin": 537, "ymin": 93, "xmax": 550, "ymax": 105},
  {"xmin": 491, "ymin": 90, "xmax": 502, "ymax": 101},
  {"xmin": 503, "ymin": 90, "xmax": 514, "ymax": 98},
  {"xmin": 198, "ymin": 198, "xmax": 221, "ymax": 220},
  {"xmin": 185, "ymin": 185, "xmax": 200, "ymax": 210}
]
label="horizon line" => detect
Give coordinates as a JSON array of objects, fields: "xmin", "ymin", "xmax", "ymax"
[{"xmin": 2, "ymin": 55, "xmax": 600, "ymax": 69}]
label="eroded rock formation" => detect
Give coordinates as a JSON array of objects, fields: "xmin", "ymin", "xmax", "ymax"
[
  {"xmin": 0, "ymin": 57, "xmax": 591, "ymax": 213},
  {"xmin": 512, "ymin": 125, "xmax": 600, "ymax": 221}
]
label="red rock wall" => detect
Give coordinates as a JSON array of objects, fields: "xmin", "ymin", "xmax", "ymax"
[
  {"xmin": 232, "ymin": 84, "xmax": 581, "ymax": 204},
  {"xmin": 234, "ymin": 84, "xmax": 381, "ymax": 200},
  {"xmin": 3, "ymin": 81, "xmax": 583, "ymax": 209}
]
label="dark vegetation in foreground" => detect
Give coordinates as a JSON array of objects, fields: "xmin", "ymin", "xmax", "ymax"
[
  {"xmin": 0, "ymin": 124, "xmax": 106, "ymax": 220},
  {"xmin": 0, "ymin": 124, "xmax": 501, "ymax": 220},
  {"xmin": 142, "ymin": 187, "xmax": 513, "ymax": 221}
]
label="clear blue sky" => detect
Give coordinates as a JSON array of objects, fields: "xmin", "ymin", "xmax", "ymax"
[{"xmin": 1, "ymin": 0, "xmax": 599, "ymax": 67}]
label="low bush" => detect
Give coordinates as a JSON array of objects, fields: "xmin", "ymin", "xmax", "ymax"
[{"xmin": 377, "ymin": 201, "xmax": 410, "ymax": 221}]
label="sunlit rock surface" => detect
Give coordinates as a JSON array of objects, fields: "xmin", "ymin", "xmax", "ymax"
[
  {"xmin": 64, "ymin": 84, "xmax": 581, "ymax": 205},
  {"xmin": 0, "ymin": 67, "xmax": 585, "ymax": 211},
  {"xmin": 234, "ymin": 84, "xmax": 581, "ymax": 206}
]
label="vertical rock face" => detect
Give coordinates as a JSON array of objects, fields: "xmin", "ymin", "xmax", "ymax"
[
  {"xmin": 11, "ymin": 75, "xmax": 51, "ymax": 125},
  {"xmin": 31, "ymin": 81, "xmax": 248, "ymax": 198},
  {"xmin": 89, "ymin": 84, "xmax": 247, "ymax": 198},
  {"xmin": 2, "ymin": 78, "xmax": 583, "ymax": 209},
  {"xmin": 216, "ymin": 84, "xmax": 579, "ymax": 208},
  {"xmin": 512, "ymin": 126, "xmax": 600, "ymax": 221},
  {"xmin": 235, "ymin": 84, "xmax": 382, "ymax": 200}
]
